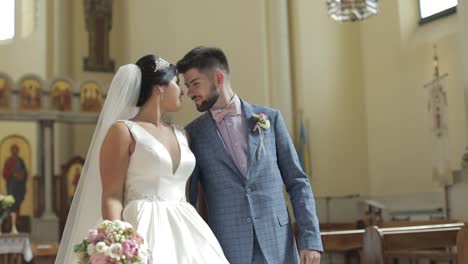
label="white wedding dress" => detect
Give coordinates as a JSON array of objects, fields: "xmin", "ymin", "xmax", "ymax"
[{"xmin": 119, "ymin": 120, "xmax": 229, "ymax": 263}]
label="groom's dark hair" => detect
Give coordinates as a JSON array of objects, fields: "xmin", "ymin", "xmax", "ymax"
[{"xmin": 176, "ymin": 46, "xmax": 230, "ymax": 75}]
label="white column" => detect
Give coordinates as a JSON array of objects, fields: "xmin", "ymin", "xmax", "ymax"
[
  {"xmin": 264, "ymin": 0, "xmax": 294, "ymax": 132},
  {"xmin": 46, "ymin": 0, "xmax": 71, "ymax": 78},
  {"xmin": 41, "ymin": 120, "xmax": 57, "ymax": 220}
]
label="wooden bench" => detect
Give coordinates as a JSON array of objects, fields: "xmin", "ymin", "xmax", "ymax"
[
  {"xmin": 362, "ymin": 223, "xmax": 468, "ymax": 263},
  {"xmin": 32, "ymin": 243, "xmax": 58, "ymax": 264},
  {"xmin": 375, "ymin": 219, "xmax": 459, "ymax": 228},
  {"xmin": 294, "ymin": 222, "xmax": 364, "ymax": 263},
  {"xmin": 321, "ymin": 229, "xmax": 365, "ymax": 264},
  {"xmin": 320, "ymin": 222, "xmax": 358, "ymax": 231},
  {"xmin": 321, "ymin": 229, "xmax": 364, "ymax": 251}
]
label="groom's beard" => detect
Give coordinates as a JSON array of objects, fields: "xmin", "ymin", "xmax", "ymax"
[{"xmin": 195, "ymin": 84, "xmax": 219, "ymax": 112}]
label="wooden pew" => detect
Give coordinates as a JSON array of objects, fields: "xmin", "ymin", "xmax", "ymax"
[
  {"xmin": 362, "ymin": 223, "xmax": 468, "ymax": 264},
  {"xmin": 294, "ymin": 222, "xmax": 364, "ymax": 263},
  {"xmin": 375, "ymin": 219, "xmax": 459, "ymax": 228},
  {"xmin": 321, "ymin": 229, "xmax": 365, "ymax": 252},
  {"xmin": 321, "ymin": 229, "xmax": 365, "ymax": 264},
  {"xmin": 320, "ymin": 222, "xmax": 358, "ymax": 231},
  {"xmin": 32, "ymin": 243, "xmax": 58, "ymax": 264}
]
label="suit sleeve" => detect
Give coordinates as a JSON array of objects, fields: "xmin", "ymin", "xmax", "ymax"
[{"xmin": 274, "ymin": 111, "xmax": 323, "ymax": 252}]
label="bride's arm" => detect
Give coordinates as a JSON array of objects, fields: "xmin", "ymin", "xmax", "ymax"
[{"xmin": 100, "ymin": 122, "xmax": 134, "ymax": 220}]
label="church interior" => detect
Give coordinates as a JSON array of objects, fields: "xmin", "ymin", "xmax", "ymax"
[{"xmin": 1, "ymin": 0, "xmax": 468, "ymax": 263}]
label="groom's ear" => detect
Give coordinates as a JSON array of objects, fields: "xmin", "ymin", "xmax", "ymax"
[{"xmin": 215, "ymin": 70, "xmax": 224, "ymax": 89}]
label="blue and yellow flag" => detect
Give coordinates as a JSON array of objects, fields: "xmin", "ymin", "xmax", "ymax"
[{"xmin": 297, "ymin": 119, "xmax": 312, "ymax": 176}]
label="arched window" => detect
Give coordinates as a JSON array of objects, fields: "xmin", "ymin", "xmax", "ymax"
[
  {"xmin": 0, "ymin": 0, "xmax": 15, "ymax": 41},
  {"xmin": 419, "ymin": 0, "xmax": 457, "ymax": 24}
]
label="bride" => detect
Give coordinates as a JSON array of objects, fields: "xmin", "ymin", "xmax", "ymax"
[{"xmin": 55, "ymin": 55, "xmax": 229, "ymax": 263}]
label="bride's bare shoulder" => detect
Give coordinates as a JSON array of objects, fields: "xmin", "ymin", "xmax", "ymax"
[{"xmin": 104, "ymin": 121, "xmax": 133, "ymax": 143}]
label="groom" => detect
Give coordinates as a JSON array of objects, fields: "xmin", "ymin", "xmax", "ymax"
[{"xmin": 177, "ymin": 46, "xmax": 322, "ymax": 264}]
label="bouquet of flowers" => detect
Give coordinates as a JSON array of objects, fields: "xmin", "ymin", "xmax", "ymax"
[
  {"xmin": 0, "ymin": 194, "xmax": 15, "ymax": 220},
  {"xmin": 74, "ymin": 220, "xmax": 148, "ymax": 264}
]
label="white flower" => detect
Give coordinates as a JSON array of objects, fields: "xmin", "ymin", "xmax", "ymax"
[
  {"xmin": 252, "ymin": 113, "xmax": 270, "ymax": 131},
  {"xmin": 251, "ymin": 113, "xmax": 269, "ymax": 160},
  {"xmin": 86, "ymin": 244, "xmax": 95, "ymax": 255},
  {"xmin": 108, "ymin": 243, "xmax": 123, "ymax": 259},
  {"xmin": 95, "ymin": 242, "xmax": 108, "ymax": 254},
  {"xmin": 259, "ymin": 119, "xmax": 270, "ymax": 129},
  {"xmin": 99, "ymin": 220, "xmax": 112, "ymax": 228},
  {"xmin": 113, "ymin": 219, "xmax": 132, "ymax": 229}
]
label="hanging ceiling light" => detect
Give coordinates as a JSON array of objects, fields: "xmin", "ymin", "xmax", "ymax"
[{"xmin": 327, "ymin": 0, "xmax": 379, "ymax": 22}]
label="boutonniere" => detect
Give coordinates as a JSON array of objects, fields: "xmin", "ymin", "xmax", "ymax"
[{"xmin": 252, "ymin": 113, "xmax": 270, "ymax": 160}]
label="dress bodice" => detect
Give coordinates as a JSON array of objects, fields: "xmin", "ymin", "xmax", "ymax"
[
  {"xmin": 118, "ymin": 121, "xmax": 229, "ymax": 263},
  {"xmin": 119, "ymin": 120, "xmax": 195, "ymax": 204}
]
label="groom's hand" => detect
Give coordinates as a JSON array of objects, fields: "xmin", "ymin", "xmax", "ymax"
[{"xmin": 300, "ymin": 249, "xmax": 321, "ymax": 264}]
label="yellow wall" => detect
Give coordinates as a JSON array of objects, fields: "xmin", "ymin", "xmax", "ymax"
[
  {"xmin": 0, "ymin": 0, "xmax": 466, "ymax": 203},
  {"xmin": 122, "ymin": 0, "xmax": 270, "ymax": 126},
  {"xmin": 361, "ymin": 0, "xmax": 466, "ymax": 195},
  {"xmin": 290, "ymin": 0, "xmax": 370, "ymax": 196},
  {"xmin": 1, "ymin": 0, "xmax": 274, "ymax": 185},
  {"xmin": 0, "ymin": 0, "xmax": 47, "ymax": 79},
  {"xmin": 40, "ymin": 0, "xmax": 273, "ymax": 180}
]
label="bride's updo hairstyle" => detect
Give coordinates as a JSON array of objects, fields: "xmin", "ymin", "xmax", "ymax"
[{"xmin": 135, "ymin": 54, "xmax": 177, "ymax": 107}]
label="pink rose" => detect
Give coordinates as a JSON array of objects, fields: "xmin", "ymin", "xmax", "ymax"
[
  {"xmin": 96, "ymin": 234, "xmax": 106, "ymax": 243},
  {"xmin": 87, "ymin": 229, "xmax": 99, "ymax": 243},
  {"xmin": 89, "ymin": 253, "xmax": 109, "ymax": 264},
  {"xmin": 106, "ymin": 226, "xmax": 114, "ymax": 233},
  {"xmin": 122, "ymin": 240, "xmax": 139, "ymax": 259},
  {"xmin": 88, "ymin": 229, "xmax": 106, "ymax": 243},
  {"xmin": 128, "ymin": 233, "xmax": 144, "ymax": 244}
]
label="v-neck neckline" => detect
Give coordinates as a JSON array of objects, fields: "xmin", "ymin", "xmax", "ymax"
[{"xmin": 130, "ymin": 121, "xmax": 182, "ymax": 175}]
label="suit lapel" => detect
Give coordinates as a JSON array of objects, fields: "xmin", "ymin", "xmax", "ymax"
[
  {"xmin": 199, "ymin": 112, "xmax": 245, "ymax": 180},
  {"xmin": 241, "ymin": 100, "xmax": 260, "ymax": 178}
]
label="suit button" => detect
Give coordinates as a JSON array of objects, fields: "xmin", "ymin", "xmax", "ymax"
[
  {"xmin": 246, "ymin": 217, "xmax": 252, "ymax": 223},
  {"xmin": 246, "ymin": 188, "xmax": 252, "ymax": 194}
]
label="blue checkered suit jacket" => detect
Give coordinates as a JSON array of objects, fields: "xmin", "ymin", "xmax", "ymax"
[{"xmin": 186, "ymin": 99, "xmax": 323, "ymax": 264}]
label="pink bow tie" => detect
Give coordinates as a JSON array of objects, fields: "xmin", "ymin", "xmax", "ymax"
[{"xmin": 212, "ymin": 102, "xmax": 240, "ymax": 123}]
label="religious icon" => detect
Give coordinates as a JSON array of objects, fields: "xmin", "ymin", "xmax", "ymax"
[
  {"xmin": 51, "ymin": 80, "xmax": 73, "ymax": 111},
  {"xmin": 0, "ymin": 136, "xmax": 32, "ymax": 216},
  {"xmin": 19, "ymin": 77, "xmax": 42, "ymax": 111},
  {"xmin": 67, "ymin": 164, "xmax": 83, "ymax": 200},
  {"xmin": 0, "ymin": 74, "xmax": 12, "ymax": 111},
  {"xmin": 80, "ymin": 81, "xmax": 102, "ymax": 112}
]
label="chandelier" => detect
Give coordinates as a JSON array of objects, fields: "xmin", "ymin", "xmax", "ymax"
[{"xmin": 327, "ymin": 0, "xmax": 379, "ymax": 22}]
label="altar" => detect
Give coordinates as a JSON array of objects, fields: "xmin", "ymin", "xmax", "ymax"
[{"xmin": 0, "ymin": 233, "xmax": 33, "ymax": 264}]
